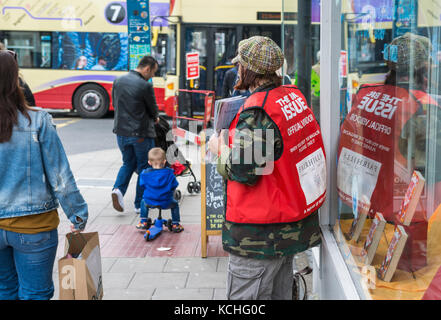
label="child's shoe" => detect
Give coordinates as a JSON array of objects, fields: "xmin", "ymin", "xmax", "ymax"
[
  {"xmin": 136, "ymin": 220, "xmax": 149, "ymax": 230},
  {"xmin": 172, "ymin": 223, "xmax": 184, "ymax": 233}
]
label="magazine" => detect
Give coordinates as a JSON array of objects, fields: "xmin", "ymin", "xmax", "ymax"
[
  {"xmin": 361, "ymin": 212, "xmax": 386, "ymax": 265},
  {"xmin": 345, "ymin": 197, "xmax": 371, "ymax": 243},
  {"xmin": 397, "ymin": 170, "xmax": 425, "ymax": 226},
  {"xmin": 377, "ymin": 225, "xmax": 408, "ymax": 282},
  {"xmin": 213, "ymin": 96, "xmax": 247, "ymax": 135}
]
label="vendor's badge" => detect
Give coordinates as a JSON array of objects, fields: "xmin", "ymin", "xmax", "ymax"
[{"xmin": 296, "ymin": 148, "xmax": 326, "ymax": 205}]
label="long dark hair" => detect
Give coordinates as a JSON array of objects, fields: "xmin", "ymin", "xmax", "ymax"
[{"xmin": 0, "ymin": 51, "xmax": 30, "ymax": 143}]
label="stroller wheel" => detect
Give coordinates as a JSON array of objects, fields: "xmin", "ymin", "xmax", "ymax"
[
  {"xmin": 187, "ymin": 182, "xmax": 195, "ymax": 194},
  {"xmin": 174, "ymin": 189, "xmax": 182, "ymax": 201},
  {"xmin": 193, "ymin": 182, "xmax": 201, "ymax": 193}
]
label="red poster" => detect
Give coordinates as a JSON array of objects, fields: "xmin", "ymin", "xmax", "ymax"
[{"xmin": 186, "ymin": 52, "xmax": 200, "ymax": 80}]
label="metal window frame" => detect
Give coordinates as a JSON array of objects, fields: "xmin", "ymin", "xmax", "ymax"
[{"xmin": 318, "ymin": 0, "xmax": 362, "ymax": 300}]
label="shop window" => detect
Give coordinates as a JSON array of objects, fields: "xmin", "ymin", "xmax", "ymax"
[{"xmin": 335, "ymin": 0, "xmax": 441, "ymax": 300}]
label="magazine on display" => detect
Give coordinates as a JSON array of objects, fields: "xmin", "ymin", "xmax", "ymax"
[
  {"xmin": 397, "ymin": 170, "xmax": 425, "ymax": 226},
  {"xmin": 361, "ymin": 212, "xmax": 386, "ymax": 265},
  {"xmin": 377, "ymin": 225, "xmax": 409, "ymax": 282},
  {"xmin": 213, "ymin": 96, "xmax": 247, "ymax": 135},
  {"xmin": 346, "ymin": 198, "xmax": 371, "ymax": 243}
]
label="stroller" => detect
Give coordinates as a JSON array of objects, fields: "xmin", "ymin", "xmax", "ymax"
[{"xmin": 154, "ymin": 116, "xmax": 201, "ymax": 201}]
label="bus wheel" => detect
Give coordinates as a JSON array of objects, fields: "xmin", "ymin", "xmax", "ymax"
[{"xmin": 73, "ymin": 84, "xmax": 109, "ymax": 118}]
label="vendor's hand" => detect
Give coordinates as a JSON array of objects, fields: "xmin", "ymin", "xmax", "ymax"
[
  {"xmin": 208, "ymin": 134, "xmax": 220, "ymax": 155},
  {"xmin": 70, "ymin": 224, "xmax": 83, "ymax": 234}
]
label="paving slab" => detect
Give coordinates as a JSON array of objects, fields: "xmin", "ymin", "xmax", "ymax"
[
  {"xmin": 109, "ymin": 257, "xmax": 168, "ymax": 273},
  {"xmin": 152, "ymin": 288, "xmax": 213, "ymax": 300},
  {"xmin": 102, "ymin": 272, "xmax": 135, "ymax": 289},
  {"xmin": 217, "ymin": 257, "xmax": 229, "ymax": 272},
  {"xmin": 103, "ymin": 288, "xmax": 154, "ymax": 300},
  {"xmin": 102, "ymin": 257, "xmax": 118, "ymax": 273},
  {"xmin": 92, "ymin": 215, "xmax": 137, "ymax": 225},
  {"xmin": 213, "ymin": 288, "xmax": 227, "ymax": 300},
  {"xmin": 128, "ymin": 272, "xmax": 188, "ymax": 289},
  {"xmin": 163, "ymin": 257, "xmax": 218, "ymax": 273},
  {"xmin": 186, "ymin": 272, "xmax": 227, "ymax": 289}
]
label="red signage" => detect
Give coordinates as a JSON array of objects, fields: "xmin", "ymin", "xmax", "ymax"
[{"xmin": 186, "ymin": 52, "xmax": 200, "ymax": 80}]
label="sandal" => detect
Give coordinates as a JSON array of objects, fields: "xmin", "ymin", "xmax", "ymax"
[
  {"xmin": 172, "ymin": 224, "xmax": 184, "ymax": 233},
  {"xmin": 136, "ymin": 221, "xmax": 149, "ymax": 230}
]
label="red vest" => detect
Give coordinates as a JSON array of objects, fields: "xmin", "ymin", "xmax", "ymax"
[
  {"xmin": 337, "ymin": 84, "xmax": 439, "ymax": 222},
  {"xmin": 225, "ymin": 85, "xmax": 326, "ymax": 224}
]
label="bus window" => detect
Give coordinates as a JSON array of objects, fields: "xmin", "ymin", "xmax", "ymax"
[
  {"xmin": 185, "ymin": 27, "xmax": 208, "ymax": 90},
  {"xmin": 166, "ymin": 25, "xmax": 177, "ymax": 75},
  {"xmin": 0, "ymin": 31, "xmax": 52, "ymax": 69},
  {"xmin": 214, "ymin": 29, "xmax": 237, "ymax": 99},
  {"xmin": 51, "ymin": 32, "xmax": 128, "ymax": 71},
  {"xmin": 152, "ymin": 25, "xmax": 177, "ymax": 77}
]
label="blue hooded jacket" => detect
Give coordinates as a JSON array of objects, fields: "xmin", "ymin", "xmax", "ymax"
[{"xmin": 140, "ymin": 167, "xmax": 179, "ymax": 208}]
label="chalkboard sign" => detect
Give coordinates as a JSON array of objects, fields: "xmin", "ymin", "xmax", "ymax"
[
  {"xmin": 205, "ymin": 162, "xmax": 224, "ymax": 231},
  {"xmin": 200, "ymin": 132, "xmax": 224, "ymax": 258}
]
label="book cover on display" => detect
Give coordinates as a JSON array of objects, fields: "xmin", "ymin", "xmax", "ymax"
[
  {"xmin": 377, "ymin": 225, "xmax": 408, "ymax": 282},
  {"xmin": 345, "ymin": 197, "xmax": 371, "ymax": 243},
  {"xmin": 396, "ymin": 170, "xmax": 425, "ymax": 226},
  {"xmin": 213, "ymin": 96, "xmax": 247, "ymax": 135},
  {"xmin": 361, "ymin": 212, "xmax": 386, "ymax": 265}
]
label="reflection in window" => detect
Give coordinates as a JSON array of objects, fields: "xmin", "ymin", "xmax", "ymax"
[
  {"xmin": 52, "ymin": 32, "xmax": 128, "ymax": 71},
  {"xmin": 336, "ymin": 0, "xmax": 441, "ymax": 300}
]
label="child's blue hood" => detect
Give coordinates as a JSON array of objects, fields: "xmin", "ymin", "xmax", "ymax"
[
  {"xmin": 140, "ymin": 167, "xmax": 179, "ymax": 207},
  {"xmin": 143, "ymin": 168, "xmax": 176, "ymax": 189}
]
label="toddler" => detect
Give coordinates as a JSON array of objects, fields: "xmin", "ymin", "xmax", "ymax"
[{"xmin": 136, "ymin": 147, "xmax": 184, "ymax": 233}]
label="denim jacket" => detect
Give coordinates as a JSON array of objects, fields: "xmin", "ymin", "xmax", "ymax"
[{"xmin": 0, "ymin": 109, "xmax": 88, "ymax": 230}]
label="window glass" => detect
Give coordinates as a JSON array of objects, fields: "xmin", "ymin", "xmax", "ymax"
[
  {"xmin": 184, "ymin": 27, "xmax": 208, "ymax": 91},
  {"xmin": 282, "ymin": 1, "xmax": 321, "ymax": 121},
  {"xmin": 166, "ymin": 25, "xmax": 177, "ymax": 75},
  {"xmin": 335, "ymin": 0, "xmax": 441, "ymax": 300},
  {"xmin": 152, "ymin": 25, "xmax": 177, "ymax": 77},
  {"xmin": 51, "ymin": 32, "xmax": 128, "ymax": 71},
  {"xmin": 0, "ymin": 31, "xmax": 52, "ymax": 68},
  {"xmin": 214, "ymin": 28, "xmax": 237, "ymax": 99}
]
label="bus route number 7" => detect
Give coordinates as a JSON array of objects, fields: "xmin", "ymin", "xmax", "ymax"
[{"xmin": 106, "ymin": 3, "xmax": 126, "ymax": 24}]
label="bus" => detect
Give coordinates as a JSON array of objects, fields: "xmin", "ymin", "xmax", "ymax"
[
  {"xmin": 0, "ymin": 0, "xmax": 322, "ymax": 118},
  {"xmin": 168, "ymin": 0, "xmax": 320, "ymax": 119},
  {"xmin": 0, "ymin": 0, "xmax": 177, "ymax": 118}
]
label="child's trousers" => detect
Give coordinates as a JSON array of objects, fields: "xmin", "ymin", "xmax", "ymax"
[{"xmin": 140, "ymin": 199, "xmax": 181, "ymax": 224}]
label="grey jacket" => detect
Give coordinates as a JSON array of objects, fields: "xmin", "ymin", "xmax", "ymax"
[{"xmin": 112, "ymin": 70, "xmax": 159, "ymax": 138}]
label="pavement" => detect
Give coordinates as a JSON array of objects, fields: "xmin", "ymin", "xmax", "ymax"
[{"xmin": 51, "ymin": 116, "xmax": 314, "ymax": 300}]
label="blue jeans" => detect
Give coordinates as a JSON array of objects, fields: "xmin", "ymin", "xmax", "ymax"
[
  {"xmin": 140, "ymin": 199, "xmax": 181, "ymax": 224},
  {"xmin": 113, "ymin": 136, "xmax": 155, "ymax": 209},
  {"xmin": 0, "ymin": 228, "xmax": 58, "ymax": 300}
]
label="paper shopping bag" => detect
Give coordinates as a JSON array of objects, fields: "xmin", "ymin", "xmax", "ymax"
[{"xmin": 58, "ymin": 232, "xmax": 103, "ymax": 300}]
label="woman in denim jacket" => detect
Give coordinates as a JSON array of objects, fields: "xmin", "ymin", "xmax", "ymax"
[{"xmin": 0, "ymin": 51, "xmax": 88, "ymax": 300}]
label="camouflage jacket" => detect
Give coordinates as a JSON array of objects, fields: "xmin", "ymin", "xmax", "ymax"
[{"xmin": 217, "ymin": 89, "xmax": 322, "ymax": 259}]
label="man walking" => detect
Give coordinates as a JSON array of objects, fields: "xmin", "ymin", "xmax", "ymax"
[{"xmin": 111, "ymin": 56, "xmax": 159, "ymax": 213}]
